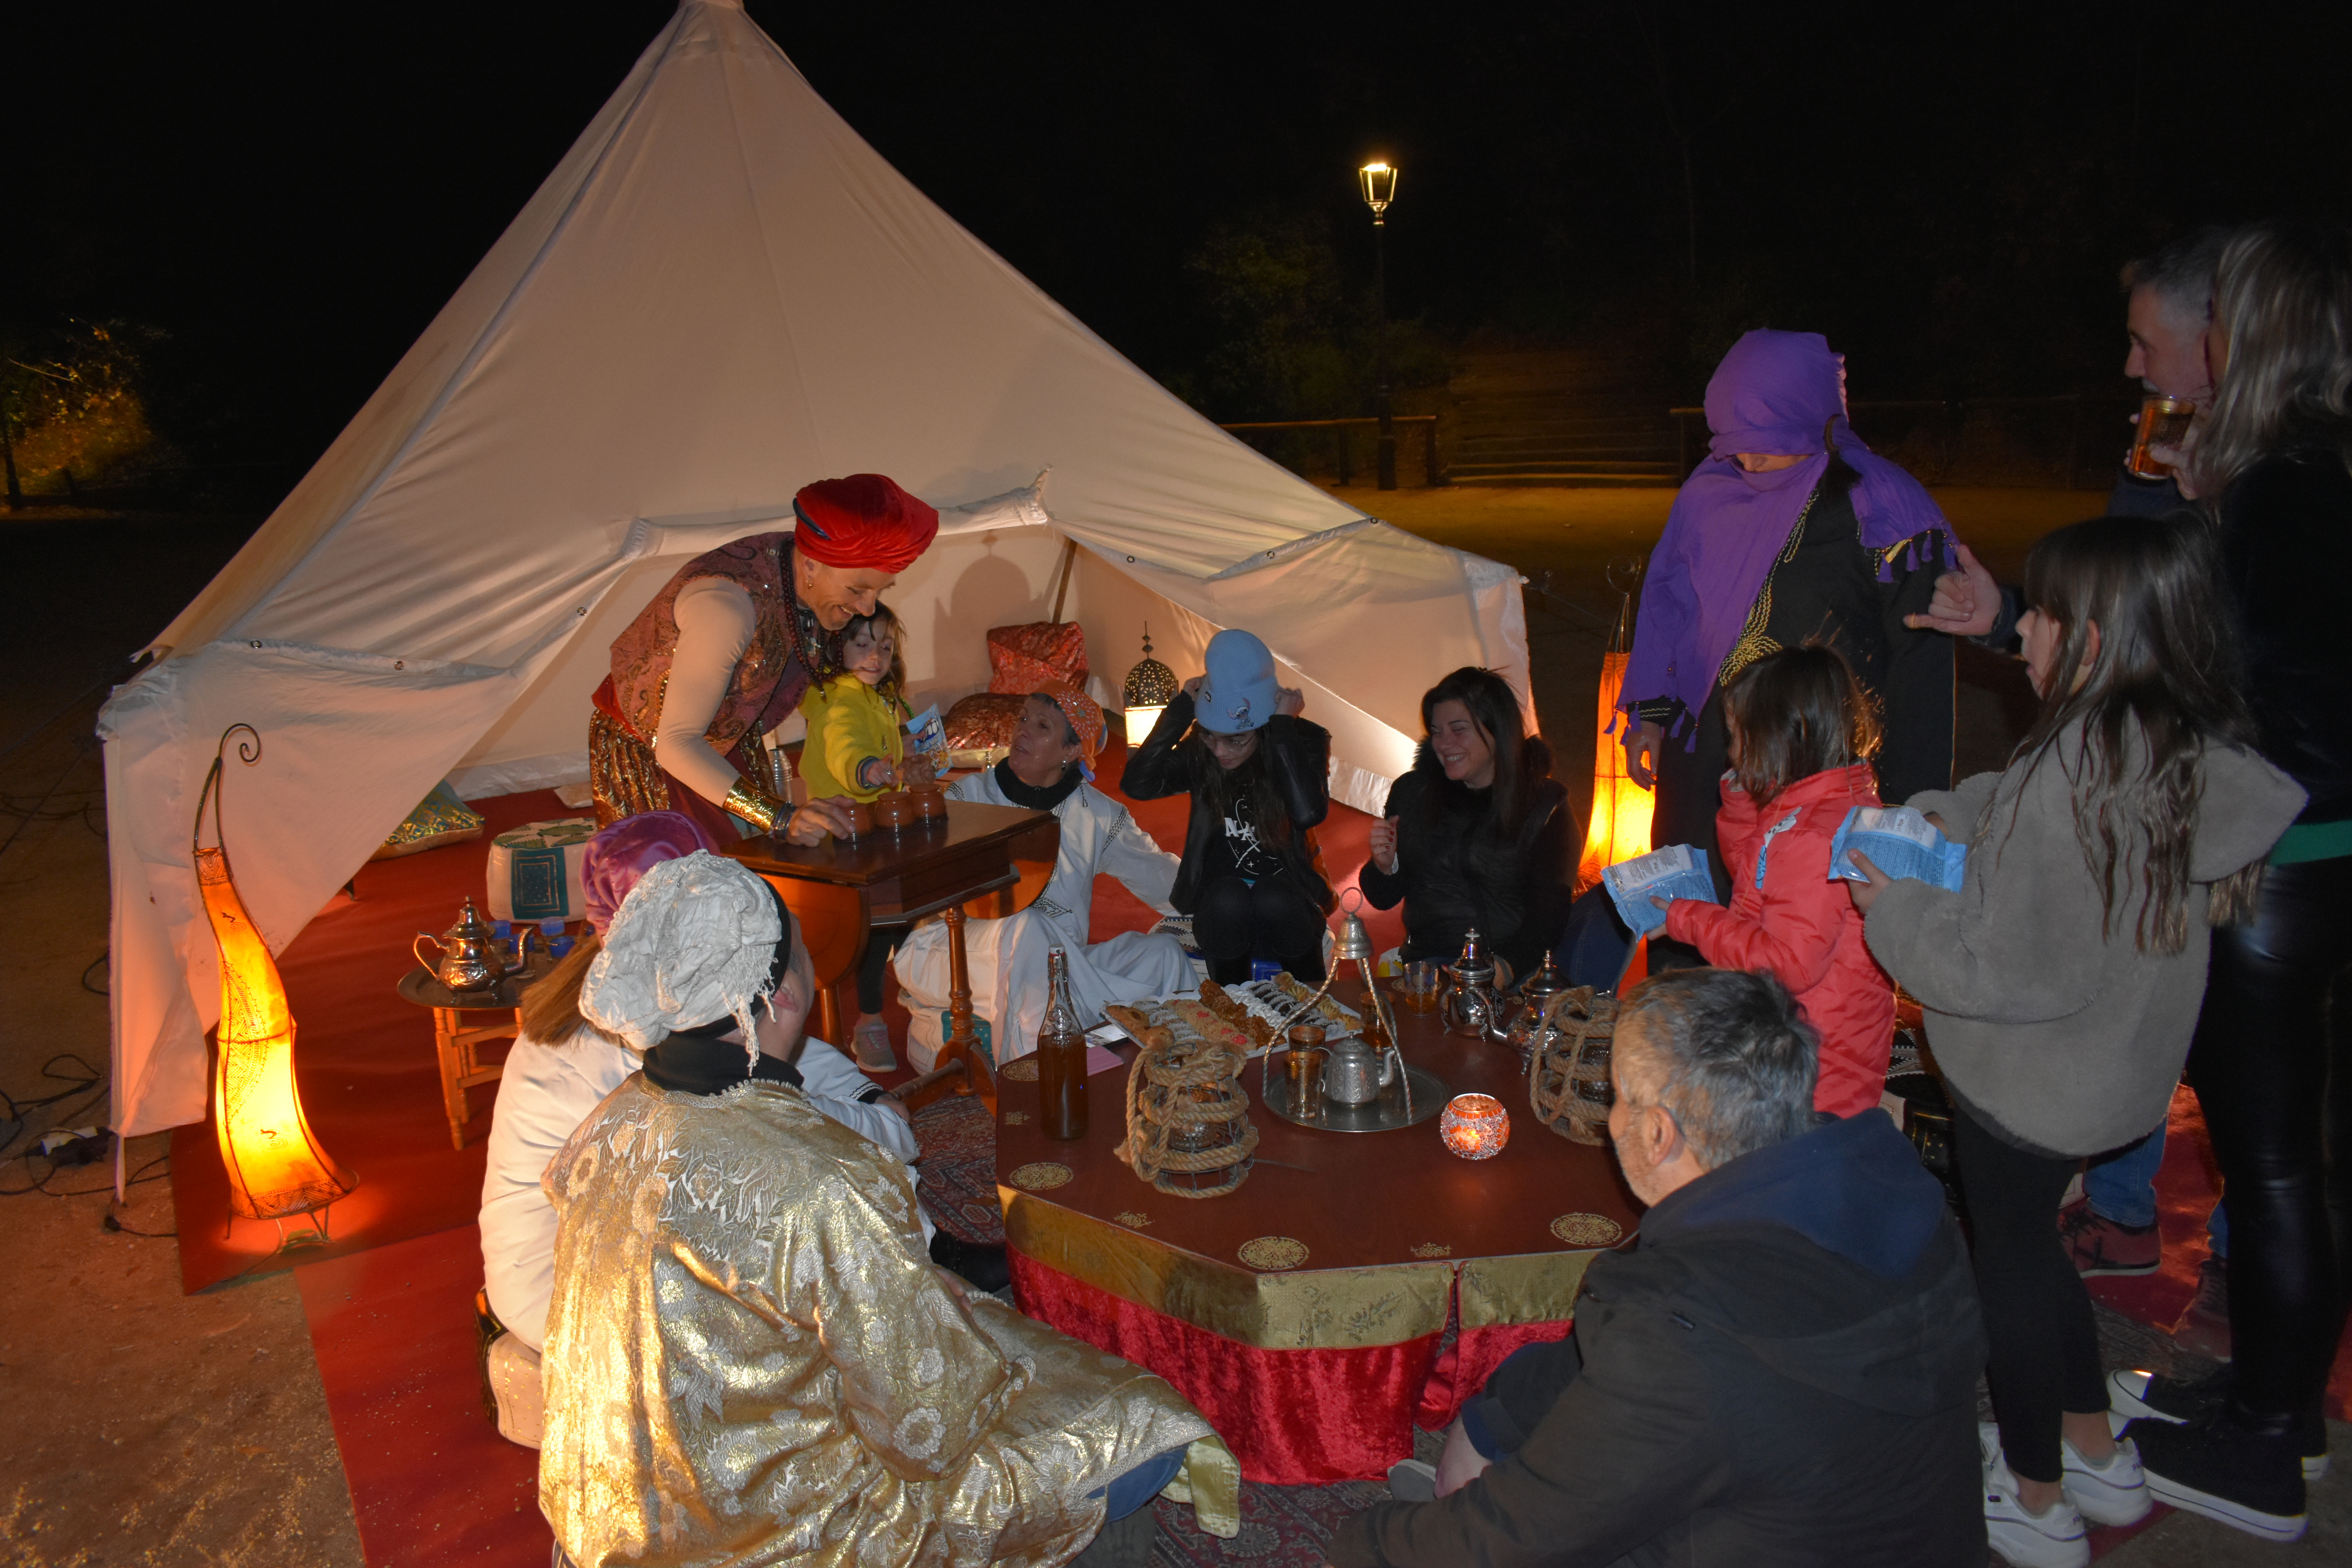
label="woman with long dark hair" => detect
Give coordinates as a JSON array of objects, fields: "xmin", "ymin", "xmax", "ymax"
[
  {"xmin": 1123, "ymin": 628, "xmax": 1334, "ymax": 982},
  {"xmin": 1359, "ymin": 666, "xmax": 1571, "ymax": 977},
  {"xmin": 2110, "ymin": 219, "xmax": 2352, "ymax": 1541}
]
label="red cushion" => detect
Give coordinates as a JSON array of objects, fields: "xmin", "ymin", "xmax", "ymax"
[{"xmin": 986, "ymin": 622, "xmax": 1089, "ymax": 695}]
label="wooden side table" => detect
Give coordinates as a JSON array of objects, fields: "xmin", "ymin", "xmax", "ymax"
[
  {"xmin": 724, "ymin": 800, "xmax": 1058, "ymax": 1115},
  {"xmin": 397, "ymin": 963, "xmax": 543, "ymax": 1150}
]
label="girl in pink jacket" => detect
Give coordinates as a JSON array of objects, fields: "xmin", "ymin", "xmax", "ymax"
[{"xmin": 1659, "ymin": 646, "xmax": 1895, "ymax": 1116}]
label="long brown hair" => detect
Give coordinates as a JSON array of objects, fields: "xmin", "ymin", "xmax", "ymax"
[
  {"xmin": 1416, "ymin": 666, "xmax": 1553, "ymax": 835},
  {"xmin": 2005, "ymin": 514, "xmax": 2263, "ymax": 952},
  {"xmin": 1721, "ymin": 644, "xmax": 1880, "ymax": 806},
  {"xmin": 517, "ymin": 936, "xmax": 625, "ymax": 1048}
]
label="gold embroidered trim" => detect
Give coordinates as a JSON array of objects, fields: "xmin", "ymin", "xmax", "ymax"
[
  {"xmin": 1459, "ymin": 1250, "xmax": 1604, "ymax": 1329},
  {"xmin": 1008, "ymin": 1161, "xmax": 1073, "ymax": 1191},
  {"xmin": 1409, "ymin": 1243, "xmax": 1452, "ymax": 1259},
  {"xmin": 1002, "ymin": 1111, "xmax": 1029, "ymax": 1125},
  {"xmin": 1236, "ymin": 1236, "xmax": 1309, "ymax": 1272},
  {"xmin": 1547, "ymin": 1212, "xmax": 1624, "ymax": 1249},
  {"xmin": 1714, "ymin": 485, "xmax": 1822, "ymax": 690},
  {"xmin": 589, "ymin": 711, "xmax": 672, "ymax": 828},
  {"xmin": 1000, "ymin": 1059, "xmax": 1040, "ymax": 1082},
  {"xmin": 1114, "ymin": 1211, "xmax": 1152, "ymax": 1229}
]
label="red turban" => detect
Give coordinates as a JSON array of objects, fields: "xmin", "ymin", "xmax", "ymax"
[{"xmin": 791, "ymin": 474, "xmax": 939, "ymax": 574}]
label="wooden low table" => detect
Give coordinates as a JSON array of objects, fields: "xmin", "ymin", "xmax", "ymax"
[
  {"xmin": 724, "ymin": 799, "xmax": 1058, "ymax": 1113},
  {"xmin": 996, "ymin": 976, "xmax": 1642, "ymax": 1482},
  {"xmin": 396, "ymin": 958, "xmax": 549, "ymax": 1151}
]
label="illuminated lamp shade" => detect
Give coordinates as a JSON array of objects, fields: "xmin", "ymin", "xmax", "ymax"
[
  {"xmin": 194, "ymin": 726, "xmax": 357, "ymax": 1228},
  {"xmin": 1576, "ymin": 581, "xmax": 1654, "ymax": 892},
  {"xmin": 1439, "ymin": 1093, "xmax": 1510, "ymax": 1160},
  {"xmin": 1358, "ymin": 160, "xmax": 1399, "ymax": 220},
  {"xmin": 1121, "ymin": 623, "xmax": 1178, "ymax": 748}
]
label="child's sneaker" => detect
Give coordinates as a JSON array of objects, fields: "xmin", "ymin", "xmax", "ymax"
[
  {"xmin": 2056, "ymin": 1197, "xmax": 2159, "ymax": 1276},
  {"xmin": 2060, "ymin": 1433, "xmax": 2149, "ymax": 1525},
  {"xmin": 851, "ymin": 1016, "xmax": 897, "ymax": 1072},
  {"xmin": 1982, "ymin": 1447, "xmax": 2090, "ymax": 1568}
]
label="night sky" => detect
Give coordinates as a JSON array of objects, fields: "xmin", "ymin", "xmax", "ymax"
[{"xmin": 8, "ymin": 1, "xmax": 2346, "ymax": 498}]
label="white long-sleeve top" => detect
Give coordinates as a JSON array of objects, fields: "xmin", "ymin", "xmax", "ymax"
[
  {"xmin": 651, "ymin": 576, "xmax": 763, "ymax": 808},
  {"xmin": 479, "ymin": 1030, "xmax": 921, "ymax": 1351}
]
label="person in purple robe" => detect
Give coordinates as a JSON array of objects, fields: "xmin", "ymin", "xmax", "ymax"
[{"xmin": 1621, "ymin": 330, "xmax": 1961, "ymax": 963}]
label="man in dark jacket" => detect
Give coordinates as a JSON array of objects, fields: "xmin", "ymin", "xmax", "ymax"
[{"xmin": 1328, "ymin": 968, "xmax": 1987, "ymax": 1568}]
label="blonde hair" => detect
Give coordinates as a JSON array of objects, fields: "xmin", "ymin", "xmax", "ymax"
[
  {"xmin": 2192, "ymin": 220, "xmax": 2352, "ymax": 499},
  {"xmin": 517, "ymin": 935, "xmax": 626, "ymax": 1048}
]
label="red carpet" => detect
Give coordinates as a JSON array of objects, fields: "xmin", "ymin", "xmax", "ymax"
[
  {"xmin": 169, "ymin": 736, "xmax": 1398, "ymax": 1292},
  {"xmin": 294, "ymin": 1225, "xmax": 547, "ymax": 1567}
]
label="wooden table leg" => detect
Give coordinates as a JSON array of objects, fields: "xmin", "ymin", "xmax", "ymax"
[
  {"xmin": 935, "ymin": 905, "xmax": 996, "ymax": 1113},
  {"xmin": 434, "ymin": 1007, "xmax": 466, "ymax": 1151}
]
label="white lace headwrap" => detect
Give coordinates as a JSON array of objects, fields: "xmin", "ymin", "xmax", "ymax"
[{"xmin": 578, "ymin": 852, "xmax": 783, "ymax": 1067}]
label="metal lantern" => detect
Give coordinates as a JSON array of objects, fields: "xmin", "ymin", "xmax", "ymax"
[
  {"xmin": 1358, "ymin": 160, "xmax": 1399, "ymax": 223},
  {"xmin": 1121, "ymin": 624, "xmax": 1178, "ymax": 747}
]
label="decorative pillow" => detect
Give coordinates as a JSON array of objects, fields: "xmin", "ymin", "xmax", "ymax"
[
  {"xmin": 985, "ymin": 622, "xmax": 1089, "ymax": 695},
  {"xmin": 944, "ymin": 692, "xmax": 1027, "ymax": 753},
  {"xmin": 372, "ymin": 780, "xmax": 485, "ymax": 861}
]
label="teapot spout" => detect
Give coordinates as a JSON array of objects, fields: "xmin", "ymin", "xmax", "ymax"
[{"xmin": 503, "ymin": 926, "xmax": 537, "ymax": 976}]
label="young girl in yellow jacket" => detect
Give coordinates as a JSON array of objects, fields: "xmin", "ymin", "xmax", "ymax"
[{"xmin": 799, "ymin": 604, "xmax": 913, "ymax": 1068}]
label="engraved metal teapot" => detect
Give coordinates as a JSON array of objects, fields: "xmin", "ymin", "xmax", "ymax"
[
  {"xmin": 1499, "ymin": 948, "xmax": 1572, "ymax": 1068},
  {"xmin": 414, "ymin": 896, "xmax": 533, "ymax": 994},
  {"xmin": 1440, "ymin": 927, "xmax": 1503, "ymax": 1038},
  {"xmin": 1321, "ymin": 1031, "xmax": 1402, "ymax": 1107}
]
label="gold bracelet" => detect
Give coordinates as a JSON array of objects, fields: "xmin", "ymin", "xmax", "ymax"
[{"xmin": 722, "ymin": 777, "xmax": 787, "ymax": 832}]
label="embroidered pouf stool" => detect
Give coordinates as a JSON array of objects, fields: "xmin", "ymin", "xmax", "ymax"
[{"xmin": 485, "ymin": 817, "xmax": 595, "ymax": 924}]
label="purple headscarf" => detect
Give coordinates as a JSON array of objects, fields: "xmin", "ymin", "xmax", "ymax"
[
  {"xmin": 1621, "ymin": 330, "xmax": 1956, "ymax": 734},
  {"xmin": 582, "ymin": 811, "xmax": 727, "ymax": 936}
]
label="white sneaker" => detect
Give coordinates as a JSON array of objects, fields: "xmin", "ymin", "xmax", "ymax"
[
  {"xmin": 2062, "ymin": 1434, "xmax": 2151, "ymax": 1525},
  {"xmin": 1982, "ymin": 1447, "xmax": 2090, "ymax": 1568}
]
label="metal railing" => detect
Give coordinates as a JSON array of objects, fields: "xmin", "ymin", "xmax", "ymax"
[
  {"xmin": 1668, "ymin": 395, "xmax": 2145, "ymax": 488},
  {"xmin": 1219, "ymin": 415, "xmax": 1444, "ymax": 488}
]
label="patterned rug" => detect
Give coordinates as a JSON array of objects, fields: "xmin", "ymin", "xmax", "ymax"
[{"xmin": 913, "ymin": 1093, "xmax": 1004, "ymax": 1246}]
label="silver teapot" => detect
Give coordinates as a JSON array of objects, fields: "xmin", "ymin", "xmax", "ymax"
[
  {"xmin": 1321, "ymin": 1031, "xmax": 1402, "ymax": 1107},
  {"xmin": 1499, "ymin": 948, "xmax": 1572, "ymax": 1068},
  {"xmin": 1440, "ymin": 927, "xmax": 1503, "ymax": 1037},
  {"xmin": 414, "ymin": 896, "xmax": 534, "ymax": 994}
]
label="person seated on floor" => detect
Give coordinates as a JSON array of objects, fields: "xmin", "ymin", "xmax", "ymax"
[
  {"xmin": 477, "ymin": 811, "xmax": 999, "ymax": 1450},
  {"xmin": 1359, "ymin": 666, "xmax": 1572, "ymax": 979},
  {"xmin": 895, "ymin": 684, "xmax": 1194, "ymax": 1068},
  {"xmin": 1332, "ymin": 967, "xmax": 1987, "ymax": 1568},
  {"xmin": 1120, "ymin": 628, "xmax": 1334, "ymax": 984},
  {"xmin": 544, "ymin": 852, "xmax": 1221, "ymax": 1568}
]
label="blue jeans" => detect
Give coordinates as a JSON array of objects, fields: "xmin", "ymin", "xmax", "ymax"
[
  {"xmin": 1092, "ymin": 1446, "xmax": 1186, "ymax": 1522},
  {"xmin": 2083, "ymin": 1123, "xmax": 2228, "ymax": 1256}
]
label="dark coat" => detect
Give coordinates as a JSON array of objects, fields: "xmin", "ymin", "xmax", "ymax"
[
  {"xmin": 1330, "ymin": 1112, "xmax": 1988, "ymax": 1568},
  {"xmin": 2218, "ymin": 449, "xmax": 2352, "ymax": 826},
  {"xmin": 1118, "ymin": 690, "xmax": 1334, "ymax": 914},
  {"xmin": 1357, "ymin": 740, "xmax": 1572, "ymax": 976}
]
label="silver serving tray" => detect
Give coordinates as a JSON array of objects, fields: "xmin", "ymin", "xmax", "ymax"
[{"xmin": 1263, "ymin": 1062, "xmax": 1450, "ymax": 1132}]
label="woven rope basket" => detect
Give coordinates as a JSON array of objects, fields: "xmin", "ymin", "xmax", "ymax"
[
  {"xmin": 1115, "ymin": 1029, "xmax": 1259, "ymax": 1199},
  {"xmin": 1526, "ymin": 986, "xmax": 1618, "ymax": 1145}
]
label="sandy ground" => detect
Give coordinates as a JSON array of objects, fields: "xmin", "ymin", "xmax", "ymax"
[{"xmin": 2, "ymin": 490, "xmax": 2341, "ymax": 1566}]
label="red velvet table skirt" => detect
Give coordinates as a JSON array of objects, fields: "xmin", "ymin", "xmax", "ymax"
[{"xmin": 1009, "ymin": 1250, "xmax": 1574, "ymax": 1485}]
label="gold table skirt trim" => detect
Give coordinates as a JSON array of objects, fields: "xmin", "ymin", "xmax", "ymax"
[{"xmin": 1003, "ymin": 1189, "xmax": 1605, "ymax": 1350}]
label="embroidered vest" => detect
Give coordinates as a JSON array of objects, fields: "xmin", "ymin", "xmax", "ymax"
[{"xmin": 607, "ymin": 533, "xmax": 817, "ymax": 762}]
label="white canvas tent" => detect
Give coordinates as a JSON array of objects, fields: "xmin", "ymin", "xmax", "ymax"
[{"xmin": 98, "ymin": 0, "xmax": 1530, "ymax": 1140}]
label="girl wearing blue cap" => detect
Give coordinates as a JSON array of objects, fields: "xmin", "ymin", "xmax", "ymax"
[{"xmin": 1122, "ymin": 628, "xmax": 1336, "ymax": 983}]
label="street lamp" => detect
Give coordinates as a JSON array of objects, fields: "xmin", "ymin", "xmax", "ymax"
[{"xmin": 1358, "ymin": 160, "xmax": 1400, "ymax": 490}]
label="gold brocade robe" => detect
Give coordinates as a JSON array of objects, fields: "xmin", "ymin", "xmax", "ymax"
[{"xmin": 540, "ymin": 1078, "xmax": 1212, "ymax": 1568}]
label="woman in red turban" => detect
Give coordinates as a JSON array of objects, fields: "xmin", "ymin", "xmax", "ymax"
[{"xmin": 591, "ymin": 474, "xmax": 940, "ymax": 845}]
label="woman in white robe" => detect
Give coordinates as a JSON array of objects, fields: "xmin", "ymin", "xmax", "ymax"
[{"xmin": 896, "ymin": 688, "xmax": 1194, "ymax": 1068}]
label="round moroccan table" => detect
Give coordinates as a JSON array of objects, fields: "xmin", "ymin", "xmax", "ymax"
[{"xmin": 995, "ymin": 977, "xmax": 1642, "ymax": 1484}]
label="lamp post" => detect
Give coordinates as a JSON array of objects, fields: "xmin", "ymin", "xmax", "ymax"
[{"xmin": 1358, "ymin": 160, "xmax": 1399, "ymax": 490}]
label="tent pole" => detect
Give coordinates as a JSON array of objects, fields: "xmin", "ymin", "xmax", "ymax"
[{"xmin": 1049, "ymin": 537, "xmax": 1078, "ymax": 623}]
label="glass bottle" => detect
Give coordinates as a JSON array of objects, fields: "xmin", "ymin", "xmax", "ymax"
[{"xmin": 1036, "ymin": 947, "xmax": 1089, "ymax": 1140}]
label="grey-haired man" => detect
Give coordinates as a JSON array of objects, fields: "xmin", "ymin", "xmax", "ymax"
[{"xmin": 1330, "ymin": 969, "xmax": 1987, "ymax": 1568}]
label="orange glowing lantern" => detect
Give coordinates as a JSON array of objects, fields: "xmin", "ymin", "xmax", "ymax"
[
  {"xmin": 194, "ymin": 726, "xmax": 356, "ymax": 1228},
  {"xmin": 1439, "ymin": 1093, "xmax": 1510, "ymax": 1160},
  {"xmin": 1576, "ymin": 575, "xmax": 1654, "ymax": 893}
]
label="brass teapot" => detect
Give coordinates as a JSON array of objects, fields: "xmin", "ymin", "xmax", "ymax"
[{"xmin": 414, "ymin": 896, "xmax": 533, "ymax": 994}]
